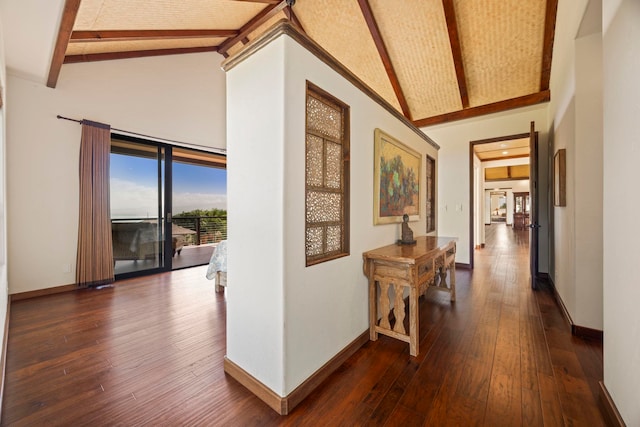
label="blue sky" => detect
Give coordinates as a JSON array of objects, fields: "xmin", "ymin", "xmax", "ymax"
[
  {"xmin": 110, "ymin": 153, "xmax": 227, "ymax": 218},
  {"xmin": 173, "ymin": 161, "xmax": 226, "ymax": 195}
]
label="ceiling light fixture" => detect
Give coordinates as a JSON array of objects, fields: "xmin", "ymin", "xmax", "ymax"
[{"xmin": 502, "ymin": 151, "xmax": 508, "ymax": 155}]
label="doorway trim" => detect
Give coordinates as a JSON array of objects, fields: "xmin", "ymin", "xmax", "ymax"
[{"xmin": 468, "ymin": 132, "xmax": 530, "ymax": 268}]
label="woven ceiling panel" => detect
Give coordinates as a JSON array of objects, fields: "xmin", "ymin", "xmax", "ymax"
[
  {"xmin": 370, "ymin": 0, "xmax": 462, "ymax": 119},
  {"xmin": 295, "ymin": 0, "xmax": 401, "ymax": 112},
  {"xmin": 224, "ymin": 40, "xmax": 245, "ymax": 58},
  {"xmin": 64, "ymin": 0, "xmax": 552, "ymax": 122},
  {"xmin": 248, "ymin": 12, "xmax": 288, "ymax": 42},
  {"xmin": 223, "ymin": 11, "xmax": 288, "ymax": 57},
  {"xmin": 65, "ymin": 38, "xmax": 225, "ymax": 56},
  {"xmin": 75, "ymin": 0, "xmax": 266, "ymax": 30},
  {"xmin": 455, "ymin": 0, "xmax": 546, "ymax": 107}
]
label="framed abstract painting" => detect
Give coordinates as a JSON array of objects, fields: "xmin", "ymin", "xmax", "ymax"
[{"xmin": 374, "ymin": 128, "xmax": 421, "ymax": 224}]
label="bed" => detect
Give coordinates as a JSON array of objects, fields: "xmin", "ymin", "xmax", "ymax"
[{"xmin": 206, "ymin": 240, "xmax": 227, "ymax": 292}]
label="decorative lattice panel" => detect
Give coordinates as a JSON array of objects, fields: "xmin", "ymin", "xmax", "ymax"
[{"xmin": 305, "ymin": 83, "xmax": 350, "ymax": 265}]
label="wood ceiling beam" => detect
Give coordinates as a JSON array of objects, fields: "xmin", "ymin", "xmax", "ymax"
[
  {"xmin": 478, "ymin": 148, "xmax": 529, "ymax": 157},
  {"xmin": 230, "ymin": 0, "xmax": 281, "ymax": 3},
  {"xmin": 540, "ymin": 0, "xmax": 559, "ymax": 91},
  {"xmin": 47, "ymin": 0, "xmax": 81, "ymax": 88},
  {"xmin": 63, "ymin": 46, "xmax": 219, "ymax": 64},
  {"xmin": 477, "ymin": 144, "xmax": 530, "ymax": 154},
  {"xmin": 217, "ymin": 1, "xmax": 287, "ymax": 57},
  {"xmin": 283, "ymin": 5, "xmax": 305, "ymax": 34},
  {"xmin": 471, "ymin": 132, "xmax": 530, "ymax": 146},
  {"xmin": 413, "ymin": 90, "xmax": 550, "ymax": 127},
  {"xmin": 480, "ymin": 154, "xmax": 530, "ymax": 162},
  {"xmin": 357, "ymin": 0, "xmax": 412, "ymax": 120},
  {"xmin": 70, "ymin": 29, "xmax": 239, "ymax": 43},
  {"xmin": 441, "ymin": 0, "xmax": 469, "ymax": 109}
]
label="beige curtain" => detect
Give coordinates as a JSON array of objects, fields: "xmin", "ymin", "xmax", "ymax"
[{"xmin": 76, "ymin": 120, "xmax": 114, "ymax": 287}]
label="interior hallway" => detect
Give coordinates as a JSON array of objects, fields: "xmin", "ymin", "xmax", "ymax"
[{"xmin": 1, "ymin": 225, "xmax": 605, "ymax": 425}]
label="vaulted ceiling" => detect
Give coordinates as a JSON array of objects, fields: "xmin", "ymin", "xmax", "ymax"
[{"xmin": 48, "ymin": 0, "xmax": 557, "ymax": 127}]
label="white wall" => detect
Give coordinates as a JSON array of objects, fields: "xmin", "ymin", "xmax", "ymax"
[
  {"xmin": 226, "ymin": 37, "xmax": 287, "ymax": 395},
  {"xmin": 548, "ymin": 0, "xmax": 603, "ymax": 331},
  {"xmin": 551, "ymin": 97, "xmax": 576, "ymax": 319},
  {"xmin": 574, "ymin": 31, "xmax": 603, "ymax": 329},
  {"xmin": 603, "ymin": 0, "xmax": 640, "ymax": 424},
  {"xmin": 0, "ymin": 0, "xmax": 64, "ymax": 84},
  {"xmin": 473, "ymin": 154, "xmax": 482, "ymax": 244},
  {"xmin": 225, "ymin": 32, "xmax": 439, "ymax": 396},
  {"xmin": 483, "ymin": 192, "xmax": 491, "ymax": 225},
  {"xmin": 423, "ymin": 105, "xmax": 549, "ymax": 270},
  {"xmin": 0, "ymin": 10, "xmax": 9, "ymax": 356},
  {"xmin": 6, "ymin": 53, "xmax": 226, "ymax": 294}
]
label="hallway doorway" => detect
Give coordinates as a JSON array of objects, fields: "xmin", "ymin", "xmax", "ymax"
[
  {"xmin": 469, "ymin": 127, "xmax": 536, "ymax": 277},
  {"xmin": 489, "ymin": 191, "xmax": 507, "ymax": 223}
]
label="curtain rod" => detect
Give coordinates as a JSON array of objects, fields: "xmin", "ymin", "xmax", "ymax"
[{"xmin": 56, "ymin": 115, "xmax": 227, "ymax": 155}]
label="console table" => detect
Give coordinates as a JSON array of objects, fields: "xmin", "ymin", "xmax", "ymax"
[{"xmin": 362, "ymin": 236, "xmax": 456, "ymax": 356}]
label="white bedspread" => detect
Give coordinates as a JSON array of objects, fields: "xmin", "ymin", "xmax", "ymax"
[{"xmin": 206, "ymin": 240, "xmax": 227, "ymax": 280}]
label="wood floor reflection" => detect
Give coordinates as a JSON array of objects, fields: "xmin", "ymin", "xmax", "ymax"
[{"xmin": 2, "ymin": 224, "xmax": 605, "ymax": 426}]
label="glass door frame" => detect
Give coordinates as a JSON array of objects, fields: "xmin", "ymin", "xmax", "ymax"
[
  {"xmin": 111, "ymin": 134, "xmax": 174, "ymax": 280},
  {"xmin": 111, "ymin": 133, "xmax": 226, "ymax": 280}
]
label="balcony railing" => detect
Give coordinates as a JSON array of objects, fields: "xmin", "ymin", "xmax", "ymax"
[
  {"xmin": 172, "ymin": 215, "xmax": 227, "ymax": 245},
  {"xmin": 111, "ymin": 215, "xmax": 227, "ymax": 247},
  {"xmin": 111, "ymin": 216, "xmax": 226, "ymax": 274}
]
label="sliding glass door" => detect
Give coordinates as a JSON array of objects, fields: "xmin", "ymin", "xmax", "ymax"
[
  {"xmin": 170, "ymin": 147, "xmax": 227, "ymax": 270},
  {"xmin": 110, "ymin": 139, "xmax": 168, "ymax": 277},
  {"xmin": 110, "ymin": 136, "xmax": 226, "ymax": 279}
]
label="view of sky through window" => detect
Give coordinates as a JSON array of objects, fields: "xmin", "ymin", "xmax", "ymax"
[{"xmin": 110, "ymin": 153, "xmax": 227, "ymax": 219}]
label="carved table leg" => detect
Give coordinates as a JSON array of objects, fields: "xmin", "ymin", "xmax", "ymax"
[
  {"xmin": 439, "ymin": 262, "xmax": 449, "ymax": 289},
  {"xmin": 392, "ymin": 283, "xmax": 406, "ymax": 335},
  {"xmin": 450, "ymin": 262, "xmax": 456, "ymax": 302},
  {"xmin": 369, "ymin": 274, "xmax": 378, "ymax": 341},
  {"xmin": 409, "ymin": 286, "xmax": 419, "ymax": 356},
  {"xmin": 434, "ymin": 255, "xmax": 444, "ymax": 288},
  {"xmin": 378, "ymin": 280, "xmax": 391, "ymax": 330}
]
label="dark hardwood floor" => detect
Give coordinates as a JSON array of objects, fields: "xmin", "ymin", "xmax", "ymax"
[{"xmin": 1, "ymin": 224, "xmax": 606, "ymax": 426}]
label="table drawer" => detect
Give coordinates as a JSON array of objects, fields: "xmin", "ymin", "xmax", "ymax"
[
  {"xmin": 417, "ymin": 259, "xmax": 435, "ymax": 278},
  {"xmin": 372, "ymin": 262, "xmax": 410, "ymax": 281}
]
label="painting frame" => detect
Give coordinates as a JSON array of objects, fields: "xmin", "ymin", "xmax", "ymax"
[
  {"xmin": 554, "ymin": 148, "xmax": 566, "ymax": 207},
  {"xmin": 374, "ymin": 128, "xmax": 421, "ymax": 225}
]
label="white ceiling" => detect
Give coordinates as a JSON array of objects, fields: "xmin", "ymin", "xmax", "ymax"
[{"xmin": 0, "ymin": 0, "xmax": 66, "ymax": 82}]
